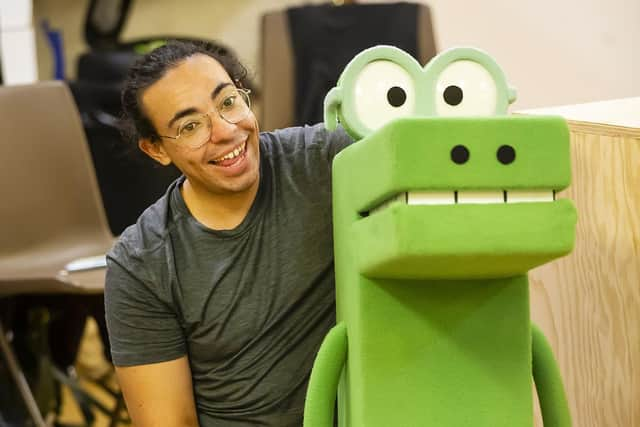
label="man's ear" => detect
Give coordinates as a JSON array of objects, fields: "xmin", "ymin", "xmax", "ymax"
[{"xmin": 138, "ymin": 138, "xmax": 172, "ymax": 166}]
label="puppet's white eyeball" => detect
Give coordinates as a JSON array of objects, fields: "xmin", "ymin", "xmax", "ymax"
[
  {"xmin": 435, "ymin": 60, "xmax": 497, "ymax": 116},
  {"xmin": 353, "ymin": 60, "xmax": 415, "ymax": 131}
]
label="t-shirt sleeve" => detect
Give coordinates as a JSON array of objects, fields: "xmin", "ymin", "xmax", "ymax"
[
  {"xmin": 323, "ymin": 124, "xmax": 354, "ymax": 161},
  {"xmin": 105, "ymin": 251, "xmax": 187, "ymax": 367},
  {"xmin": 267, "ymin": 123, "xmax": 353, "ymax": 162},
  {"xmin": 304, "ymin": 123, "xmax": 353, "ymax": 164}
]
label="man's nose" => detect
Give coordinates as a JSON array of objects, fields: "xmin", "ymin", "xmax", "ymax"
[{"xmin": 206, "ymin": 112, "xmax": 236, "ymax": 144}]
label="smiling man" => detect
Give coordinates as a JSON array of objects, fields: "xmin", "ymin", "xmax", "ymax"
[{"xmin": 105, "ymin": 41, "xmax": 351, "ymax": 426}]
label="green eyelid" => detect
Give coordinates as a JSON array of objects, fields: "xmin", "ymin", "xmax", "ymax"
[
  {"xmin": 324, "ymin": 87, "xmax": 343, "ymax": 131},
  {"xmin": 324, "ymin": 46, "xmax": 423, "ymax": 140},
  {"xmin": 508, "ymin": 86, "xmax": 518, "ymax": 104}
]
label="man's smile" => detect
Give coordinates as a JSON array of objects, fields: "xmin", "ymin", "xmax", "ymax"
[{"xmin": 209, "ymin": 140, "xmax": 248, "ymax": 167}]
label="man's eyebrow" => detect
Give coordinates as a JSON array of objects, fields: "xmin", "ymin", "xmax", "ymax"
[
  {"xmin": 211, "ymin": 82, "xmax": 233, "ymax": 100},
  {"xmin": 166, "ymin": 82, "xmax": 233, "ymax": 129},
  {"xmin": 168, "ymin": 107, "xmax": 199, "ymax": 129}
]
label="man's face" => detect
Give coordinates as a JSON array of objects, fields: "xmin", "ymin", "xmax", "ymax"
[{"xmin": 140, "ymin": 54, "xmax": 260, "ymax": 197}]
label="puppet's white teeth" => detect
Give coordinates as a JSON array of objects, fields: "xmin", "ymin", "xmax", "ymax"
[
  {"xmin": 407, "ymin": 191, "xmax": 455, "ymax": 205},
  {"xmin": 506, "ymin": 190, "xmax": 554, "ymax": 203},
  {"xmin": 369, "ymin": 189, "xmax": 555, "ymax": 215},
  {"xmin": 406, "ymin": 191, "xmax": 504, "ymax": 205},
  {"xmin": 456, "ymin": 190, "xmax": 504, "ymax": 204}
]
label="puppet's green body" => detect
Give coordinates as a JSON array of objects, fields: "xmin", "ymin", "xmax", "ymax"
[
  {"xmin": 336, "ymin": 276, "xmax": 530, "ymax": 426},
  {"xmin": 304, "ymin": 47, "xmax": 576, "ymax": 427}
]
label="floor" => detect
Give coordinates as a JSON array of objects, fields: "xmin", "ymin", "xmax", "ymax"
[{"xmin": 57, "ymin": 319, "xmax": 130, "ymax": 426}]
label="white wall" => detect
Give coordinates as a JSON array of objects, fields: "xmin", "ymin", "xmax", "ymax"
[
  {"xmin": 411, "ymin": 0, "xmax": 640, "ymax": 108},
  {"xmin": 34, "ymin": 0, "xmax": 639, "ymax": 109}
]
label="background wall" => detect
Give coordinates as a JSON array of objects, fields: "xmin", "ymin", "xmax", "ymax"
[{"xmin": 33, "ymin": 0, "xmax": 639, "ymax": 109}]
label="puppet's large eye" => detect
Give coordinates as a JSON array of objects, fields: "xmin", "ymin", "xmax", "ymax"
[
  {"xmin": 353, "ymin": 60, "xmax": 416, "ymax": 131},
  {"xmin": 435, "ymin": 60, "xmax": 497, "ymax": 116}
]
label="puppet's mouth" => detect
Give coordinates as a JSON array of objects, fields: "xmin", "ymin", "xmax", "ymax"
[{"xmin": 362, "ymin": 189, "xmax": 557, "ymax": 217}]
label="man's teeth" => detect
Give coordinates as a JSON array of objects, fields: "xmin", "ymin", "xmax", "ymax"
[
  {"xmin": 215, "ymin": 144, "xmax": 245, "ymax": 162},
  {"xmin": 370, "ymin": 190, "xmax": 555, "ymax": 214}
]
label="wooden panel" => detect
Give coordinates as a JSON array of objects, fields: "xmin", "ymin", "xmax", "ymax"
[
  {"xmin": 260, "ymin": 11, "xmax": 295, "ymax": 131},
  {"xmin": 530, "ymin": 128, "xmax": 640, "ymax": 426},
  {"xmin": 521, "ymin": 97, "xmax": 640, "ymax": 129}
]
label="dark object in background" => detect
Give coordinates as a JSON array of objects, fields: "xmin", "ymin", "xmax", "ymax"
[
  {"xmin": 84, "ymin": 0, "xmax": 133, "ymax": 50},
  {"xmin": 69, "ymin": 76, "xmax": 181, "ymax": 236},
  {"xmin": 73, "ymin": 0, "xmax": 181, "ymax": 235},
  {"xmin": 73, "ymin": 0, "xmax": 179, "ymax": 235},
  {"xmin": 260, "ymin": 2, "xmax": 436, "ymax": 131},
  {"xmin": 287, "ymin": 2, "xmax": 427, "ymax": 126}
]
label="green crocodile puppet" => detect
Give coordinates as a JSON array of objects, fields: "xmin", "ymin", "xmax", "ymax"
[{"xmin": 303, "ymin": 46, "xmax": 577, "ymax": 427}]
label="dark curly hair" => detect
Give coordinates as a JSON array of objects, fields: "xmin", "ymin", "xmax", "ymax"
[{"xmin": 120, "ymin": 40, "xmax": 249, "ymax": 145}]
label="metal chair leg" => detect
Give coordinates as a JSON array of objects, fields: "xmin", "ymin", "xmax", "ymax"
[{"xmin": 0, "ymin": 319, "xmax": 47, "ymax": 427}]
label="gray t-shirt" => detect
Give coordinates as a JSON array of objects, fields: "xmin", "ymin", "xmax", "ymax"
[{"xmin": 105, "ymin": 124, "xmax": 352, "ymax": 426}]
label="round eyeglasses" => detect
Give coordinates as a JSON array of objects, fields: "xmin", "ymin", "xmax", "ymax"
[{"xmin": 158, "ymin": 88, "xmax": 251, "ymax": 149}]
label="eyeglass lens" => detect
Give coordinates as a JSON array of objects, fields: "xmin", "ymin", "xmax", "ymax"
[{"xmin": 177, "ymin": 89, "xmax": 250, "ymax": 148}]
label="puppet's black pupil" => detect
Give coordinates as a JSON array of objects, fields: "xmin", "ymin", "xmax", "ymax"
[
  {"xmin": 444, "ymin": 85, "xmax": 463, "ymax": 106},
  {"xmin": 451, "ymin": 145, "xmax": 470, "ymax": 164},
  {"xmin": 497, "ymin": 145, "xmax": 516, "ymax": 164},
  {"xmin": 387, "ymin": 86, "xmax": 406, "ymax": 107}
]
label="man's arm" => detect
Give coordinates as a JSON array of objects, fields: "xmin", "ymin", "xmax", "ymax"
[
  {"xmin": 116, "ymin": 355, "xmax": 199, "ymax": 427},
  {"xmin": 106, "ymin": 254, "xmax": 196, "ymax": 425}
]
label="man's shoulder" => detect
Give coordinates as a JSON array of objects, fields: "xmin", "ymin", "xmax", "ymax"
[
  {"xmin": 260, "ymin": 123, "xmax": 352, "ymax": 158},
  {"xmin": 109, "ymin": 185, "xmax": 176, "ymax": 264}
]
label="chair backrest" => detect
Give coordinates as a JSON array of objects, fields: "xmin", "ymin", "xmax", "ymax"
[
  {"xmin": 0, "ymin": 82, "xmax": 113, "ymax": 255},
  {"xmin": 260, "ymin": 3, "xmax": 437, "ymax": 131}
]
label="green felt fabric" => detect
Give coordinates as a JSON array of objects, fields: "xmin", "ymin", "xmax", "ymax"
[
  {"xmin": 532, "ymin": 324, "xmax": 572, "ymax": 427},
  {"xmin": 304, "ymin": 323, "xmax": 347, "ymax": 427},
  {"xmin": 353, "ymin": 200, "xmax": 576, "ymax": 279},
  {"xmin": 342, "ymin": 276, "xmax": 534, "ymax": 426},
  {"xmin": 305, "ymin": 46, "xmax": 575, "ymax": 427},
  {"xmin": 324, "ymin": 46, "xmax": 516, "ymax": 140},
  {"xmin": 311, "ymin": 117, "xmax": 575, "ymax": 426},
  {"xmin": 315, "ymin": 118, "xmax": 575, "ymax": 426},
  {"xmin": 333, "ymin": 116, "xmax": 571, "ymax": 216}
]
